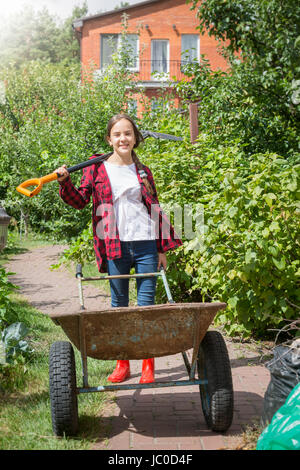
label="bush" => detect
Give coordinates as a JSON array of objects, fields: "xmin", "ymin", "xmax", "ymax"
[
  {"xmin": 138, "ymin": 100, "xmax": 300, "ymax": 337},
  {"xmin": 0, "ymin": 266, "xmax": 19, "ymax": 327},
  {"xmin": 183, "ymin": 151, "xmax": 300, "ymax": 337},
  {"xmin": 0, "ymin": 266, "xmax": 32, "ymax": 368},
  {"xmin": 1, "ymin": 322, "xmax": 33, "ymax": 365}
]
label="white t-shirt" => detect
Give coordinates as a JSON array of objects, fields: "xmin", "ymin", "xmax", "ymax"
[{"xmin": 104, "ymin": 161, "xmax": 156, "ymax": 241}]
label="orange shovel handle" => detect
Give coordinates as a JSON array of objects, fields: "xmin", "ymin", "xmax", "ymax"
[{"xmin": 16, "ymin": 172, "xmax": 58, "ymax": 197}]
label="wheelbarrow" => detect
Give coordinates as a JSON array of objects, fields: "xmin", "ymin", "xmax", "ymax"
[{"xmin": 48, "ymin": 266, "xmax": 234, "ymax": 437}]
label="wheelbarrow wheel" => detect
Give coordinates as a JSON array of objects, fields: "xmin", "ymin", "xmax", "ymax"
[
  {"xmin": 49, "ymin": 341, "xmax": 78, "ymax": 437},
  {"xmin": 197, "ymin": 330, "xmax": 233, "ymax": 432}
]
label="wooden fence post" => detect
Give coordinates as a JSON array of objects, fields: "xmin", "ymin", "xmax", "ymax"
[{"xmin": 189, "ymin": 101, "xmax": 199, "ymax": 144}]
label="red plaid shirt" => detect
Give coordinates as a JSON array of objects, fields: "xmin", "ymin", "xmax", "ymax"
[{"xmin": 59, "ymin": 155, "xmax": 182, "ymax": 272}]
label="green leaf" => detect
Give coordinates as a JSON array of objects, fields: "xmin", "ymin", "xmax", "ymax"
[
  {"xmin": 264, "ymin": 193, "xmax": 277, "ymax": 207},
  {"xmin": 272, "ymin": 256, "xmax": 286, "ymax": 271},
  {"xmin": 253, "ymin": 186, "xmax": 264, "ymax": 197},
  {"xmin": 245, "ymin": 250, "xmax": 256, "ymax": 264},
  {"xmin": 286, "ymin": 180, "xmax": 297, "ymax": 192},
  {"xmin": 228, "ymin": 206, "xmax": 238, "ymax": 218},
  {"xmin": 262, "ymin": 228, "xmax": 270, "ymax": 238},
  {"xmin": 227, "ymin": 296, "xmax": 238, "ymax": 308},
  {"xmin": 268, "ymin": 245, "xmax": 279, "ymax": 257},
  {"xmin": 227, "ymin": 269, "xmax": 237, "ymax": 280},
  {"xmin": 2, "ymin": 322, "xmax": 29, "ymax": 344},
  {"xmin": 211, "ymin": 254, "xmax": 222, "ymax": 265},
  {"xmin": 269, "ymin": 221, "xmax": 280, "ymax": 233}
]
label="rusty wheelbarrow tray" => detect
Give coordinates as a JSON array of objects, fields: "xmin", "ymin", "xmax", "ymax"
[{"xmin": 48, "ymin": 267, "xmax": 233, "ymax": 437}]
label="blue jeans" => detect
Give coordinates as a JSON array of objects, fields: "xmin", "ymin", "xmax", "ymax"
[{"xmin": 107, "ymin": 240, "xmax": 158, "ymax": 307}]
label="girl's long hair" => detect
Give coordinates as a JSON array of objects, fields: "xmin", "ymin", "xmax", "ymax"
[{"xmin": 106, "ymin": 113, "xmax": 154, "ymax": 195}]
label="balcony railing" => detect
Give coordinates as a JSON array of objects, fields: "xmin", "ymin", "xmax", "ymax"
[{"xmin": 134, "ymin": 60, "xmax": 194, "ymax": 82}]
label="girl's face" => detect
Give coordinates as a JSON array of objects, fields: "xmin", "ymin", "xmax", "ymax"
[{"xmin": 107, "ymin": 118, "xmax": 136, "ymax": 159}]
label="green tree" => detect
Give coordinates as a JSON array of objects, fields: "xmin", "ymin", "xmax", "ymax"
[
  {"xmin": 0, "ymin": 6, "xmax": 60, "ymax": 66},
  {"xmin": 0, "ymin": 29, "xmax": 139, "ymax": 240},
  {"xmin": 0, "ymin": 3, "xmax": 88, "ymax": 67},
  {"xmin": 56, "ymin": 3, "xmax": 89, "ymax": 64},
  {"xmin": 188, "ymin": 0, "xmax": 299, "ymax": 78},
  {"xmin": 184, "ymin": 0, "xmax": 300, "ymax": 156}
]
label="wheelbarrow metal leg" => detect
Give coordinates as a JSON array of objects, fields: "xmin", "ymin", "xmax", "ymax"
[
  {"xmin": 181, "ymin": 351, "xmax": 197, "ymax": 380},
  {"xmin": 78, "ymin": 313, "xmax": 89, "ymax": 388},
  {"xmin": 189, "ymin": 358, "xmax": 197, "ymax": 380},
  {"xmin": 182, "ymin": 351, "xmax": 191, "ymax": 375}
]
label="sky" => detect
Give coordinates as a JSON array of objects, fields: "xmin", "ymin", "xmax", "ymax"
[{"xmin": 0, "ymin": 0, "xmax": 143, "ymax": 20}]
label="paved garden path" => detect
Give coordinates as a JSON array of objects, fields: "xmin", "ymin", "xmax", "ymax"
[{"xmin": 7, "ymin": 245, "xmax": 271, "ymax": 450}]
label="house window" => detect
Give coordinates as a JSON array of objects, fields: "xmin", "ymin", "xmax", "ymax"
[
  {"xmin": 181, "ymin": 34, "xmax": 199, "ymax": 64},
  {"xmin": 100, "ymin": 34, "xmax": 139, "ymax": 70},
  {"xmin": 127, "ymin": 99, "xmax": 138, "ymax": 117},
  {"xmin": 151, "ymin": 98, "xmax": 160, "ymax": 111},
  {"xmin": 101, "ymin": 34, "xmax": 118, "ymax": 68},
  {"xmin": 151, "ymin": 40, "xmax": 169, "ymax": 75}
]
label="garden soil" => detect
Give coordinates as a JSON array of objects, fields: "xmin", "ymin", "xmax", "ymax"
[{"xmin": 7, "ymin": 244, "xmax": 272, "ymax": 450}]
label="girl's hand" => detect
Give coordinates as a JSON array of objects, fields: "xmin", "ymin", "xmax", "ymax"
[
  {"xmin": 55, "ymin": 164, "xmax": 69, "ymax": 183},
  {"xmin": 158, "ymin": 253, "xmax": 167, "ymax": 271}
]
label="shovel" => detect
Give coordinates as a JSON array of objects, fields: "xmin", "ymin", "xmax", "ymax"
[{"xmin": 16, "ymin": 130, "xmax": 183, "ymax": 198}]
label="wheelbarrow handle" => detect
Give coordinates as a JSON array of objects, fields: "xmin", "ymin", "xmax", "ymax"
[
  {"xmin": 76, "ymin": 265, "xmax": 175, "ymax": 304},
  {"xmin": 160, "ymin": 267, "xmax": 175, "ymax": 303}
]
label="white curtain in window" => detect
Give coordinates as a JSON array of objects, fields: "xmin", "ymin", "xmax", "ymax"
[
  {"xmin": 181, "ymin": 35, "xmax": 199, "ymax": 63},
  {"xmin": 151, "ymin": 40, "xmax": 169, "ymax": 73}
]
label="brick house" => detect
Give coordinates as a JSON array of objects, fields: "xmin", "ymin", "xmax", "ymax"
[{"xmin": 73, "ymin": 0, "xmax": 227, "ymax": 114}]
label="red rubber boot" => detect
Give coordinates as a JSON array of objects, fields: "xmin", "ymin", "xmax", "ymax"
[
  {"xmin": 107, "ymin": 360, "xmax": 130, "ymax": 383},
  {"xmin": 139, "ymin": 358, "xmax": 155, "ymax": 384}
]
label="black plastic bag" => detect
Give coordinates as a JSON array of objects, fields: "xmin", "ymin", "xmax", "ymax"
[{"xmin": 261, "ymin": 343, "xmax": 300, "ymax": 426}]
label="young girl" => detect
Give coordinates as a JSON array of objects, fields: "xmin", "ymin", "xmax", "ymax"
[{"xmin": 55, "ymin": 114, "xmax": 182, "ymax": 384}]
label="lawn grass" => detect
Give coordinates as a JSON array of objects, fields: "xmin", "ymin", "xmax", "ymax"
[{"xmin": 0, "ymin": 231, "xmax": 116, "ymax": 450}]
